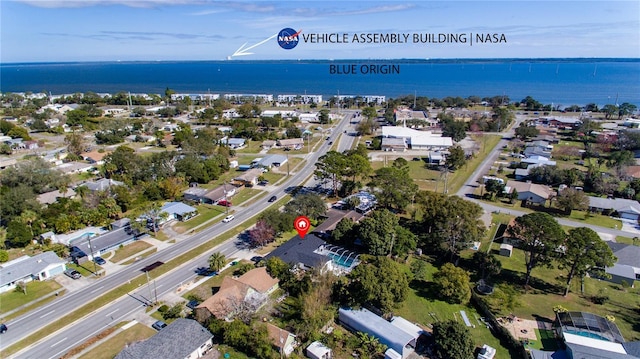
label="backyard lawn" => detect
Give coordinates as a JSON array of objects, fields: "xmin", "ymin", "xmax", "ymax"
[{"xmin": 483, "ymin": 243, "xmax": 640, "ymax": 343}]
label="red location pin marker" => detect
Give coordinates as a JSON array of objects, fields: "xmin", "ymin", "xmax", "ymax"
[{"xmin": 294, "ymin": 215, "xmax": 310, "ymax": 239}]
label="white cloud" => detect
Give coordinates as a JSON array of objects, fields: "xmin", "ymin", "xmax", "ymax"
[{"xmin": 15, "ymin": 0, "xmax": 208, "ymax": 8}]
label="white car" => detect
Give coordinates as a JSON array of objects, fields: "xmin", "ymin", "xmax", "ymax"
[{"xmin": 222, "ymin": 215, "xmax": 235, "ymax": 223}]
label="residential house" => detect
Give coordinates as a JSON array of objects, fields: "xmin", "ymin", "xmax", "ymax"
[
  {"xmin": 265, "ymin": 234, "xmax": 359, "ymax": 274},
  {"xmin": 605, "ymin": 242, "xmax": 640, "ymax": 287},
  {"xmin": 55, "ymin": 161, "xmax": 94, "ymax": 175},
  {"xmin": 338, "ymin": 308, "xmax": 421, "ymax": 359},
  {"xmin": 624, "ymin": 166, "xmax": 640, "ymax": 180},
  {"xmin": 37, "ymin": 188, "xmax": 77, "ymax": 205},
  {"xmin": 266, "ymin": 323, "xmax": 297, "ymax": 357},
  {"xmin": 225, "ymin": 138, "xmax": 246, "ymax": 149},
  {"xmin": 233, "ymin": 168, "xmax": 263, "ymax": 186},
  {"xmin": 298, "ymin": 113, "xmax": 319, "ymax": 122},
  {"xmin": 195, "ymin": 267, "xmax": 279, "ymax": 322},
  {"xmin": 588, "ymin": 196, "xmax": 640, "ymax": 221},
  {"xmin": 82, "ymin": 178, "xmax": 124, "ymax": 192},
  {"xmin": 0, "ymin": 252, "xmax": 66, "ymax": 293},
  {"xmin": 524, "ymin": 146, "xmax": 552, "ymax": 159},
  {"xmin": 161, "ymin": 202, "xmax": 198, "ymax": 222},
  {"xmin": 114, "ymin": 318, "xmax": 215, "ymax": 359},
  {"xmin": 306, "ymin": 341, "xmax": 333, "ymax": 359},
  {"xmin": 261, "ymin": 140, "xmax": 276, "ymax": 150},
  {"xmin": 506, "ymin": 180, "xmax": 555, "ymax": 205},
  {"xmin": 520, "ymin": 155, "xmax": 556, "ymax": 167},
  {"xmin": 255, "ymin": 154, "xmax": 288, "ymax": 168},
  {"xmin": 24, "ymin": 140, "xmax": 40, "ymax": 150},
  {"xmin": 183, "ymin": 185, "xmax": 236, "ymax": 205},
  {"xmin": 277, "ymin": 138, "xmax": 304, "ymax": 150},
  {"xmin": 70, "ymin": 220, "xmax": 135, "ymax": 262},
  {"xmin": 82, "ymin": 151, "xmax": 111, "ymax": 166},
  {"xmin": 530, "ymin": 311, "xmax": 640, "ymax": 359}
]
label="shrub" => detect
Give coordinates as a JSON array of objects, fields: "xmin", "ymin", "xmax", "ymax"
[{"xmin": 157, "ymin": 304, "xmax": 169, "ymax": 313}]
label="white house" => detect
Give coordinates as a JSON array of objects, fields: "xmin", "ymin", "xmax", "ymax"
[
  {"xmin": 0, "ymin": 252, "xmax": 66, "ymax": 293},
  {"xmin": 306, "ymin": 341, "xmax": 333, "ymax": 359},
  {"xmin": 381, "ymin": 126, "xmax": 453, "ymax": 151}
]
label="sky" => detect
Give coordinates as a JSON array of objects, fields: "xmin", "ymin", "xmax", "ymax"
[{"xmin": 1, "ymin": 0, "xmax": 639, "ymax": 62}]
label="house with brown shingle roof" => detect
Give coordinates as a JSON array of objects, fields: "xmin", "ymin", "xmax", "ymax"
[
  {"xmin": 506, "ymin": 180, "xmax": 555, "ymax": 205},
  {"xmin": 265, "ymin": 322, "xmax": 297, "ymax": 357},
  {"xmin": 194, "ymin": 267, "xmax": 278, "ymax": 323}
]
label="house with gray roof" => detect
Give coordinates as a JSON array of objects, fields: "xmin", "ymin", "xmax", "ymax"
[
  {"xmin": 588, "ymin": 197, "xmax": 640, "ymax": 221},
  {"xmin": 82, "ymin": 178, "xmax": 124, "ymax": 192},
  {"xmin": 114, "ymin": 318, "xmax": 214, "ymax": 359},
  {"xmin": 255, "ymin": 154, "xmax": 288, "ymax": 168},
  {"xmin": 0, "ymin": 252, "xmax": 66, "ymax": 293},
  {"xmin": 605, "ymin": 242, "xmax": 640, "ymax": 287},
  {"xmin": 161, "ymin": 202, "xmax": 198, "ymax": 222}
]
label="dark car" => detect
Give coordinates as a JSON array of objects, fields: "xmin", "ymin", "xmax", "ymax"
[
  {"xmin": 152, "ymin": 320, "xmax": 167, "ymax": 331},
  {"xmin": 186, "ymin": 300, "xmax": 200, "ymax": 310},
  {"xmin": 64, "ymin": 269, "xmax": 81, "ymax": 280},
  {"xmin": 0, "ymin": 323, "xmax": 7, "ymax": 334},
  {"xmin": 268, "ymin": 195, "xmax": 277, "ymax": 202},
  {"xmin": 251, "ymin": 256, "xmax": 264, "ymax": 263},
  {"xmin": 93, "ymin": 256, "xmax": 106, "ymax": 265}
]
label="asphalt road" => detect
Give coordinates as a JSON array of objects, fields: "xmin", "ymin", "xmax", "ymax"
[{"xmin": 4, "ymin": 111, "xmax": 355, "ymax": 359}]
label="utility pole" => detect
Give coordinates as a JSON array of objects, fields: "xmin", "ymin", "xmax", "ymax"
[
  {"xmin": 87, "ymin": 236, "xmax": 98, "ymax": 275},
  {"xmin": 145, "ymin": 271, "xmax": 154, "ymax": 306},
  {"xmin": 223, "ymin": 181, "xmax": 229, "ymax": 214},
  {"xmin": 286, "ymin": 153, "xmax": 290, "ymax": 176}
]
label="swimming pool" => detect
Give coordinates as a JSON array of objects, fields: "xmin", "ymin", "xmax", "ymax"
[
  {"xmin": 565, "ymin": 330, "xmax": 610, "ymax": 341},
  {"xmin": 327, "ymin": 252, "xmax": 358, "ymax": 268}
]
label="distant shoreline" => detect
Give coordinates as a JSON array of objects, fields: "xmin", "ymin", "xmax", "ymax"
[{"xmin": 2, "ymin": 57, "xmax": 640, "ymax": 67}]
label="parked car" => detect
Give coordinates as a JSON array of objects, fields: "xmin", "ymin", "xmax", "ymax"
[
  {"xmin": 64, "ymin": 269, "xmax": 81, "ymax": 280},
  {"xmin": 0, "ymin": 323, "xmax": 7, "ymax": 334},
  {"xmin": 152, "ymin": 320, "xmax": 167, "ymax": 331},
  {"xmin": 268, "ymin": 195, "xmax": 277, "ymax": 202},
  {"xmin": 217, "ymin": 199, "xmax": 232, "ymax": 207},
  {"xmin": 250, "ymin": 256, "xmax": 264, "ymax": 263},
  {"xmin": 222, "ymin": 215, "xmax": 235, "ymax": 223},
  {"xmin": 93, "ymin": 256, "xmax": 106, "ymax": 265}
]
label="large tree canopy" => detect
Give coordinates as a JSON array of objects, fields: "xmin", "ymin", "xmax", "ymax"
[
  {"xmin": 508, "ymin": 212, "xmax": 565, "ymax": 286},
  {"xmin": 346, "ymin": 256, "xmax": 409, "ymax": 313},
  {"xmin": 560, "ymin": 227, "xmax": 616, "ymax": 296},
  {"xmin": 432, "ymin": 320, "xmax": 475, "ymax": 359},
  {"xmin": 433, "ymin": 263, "xmax": 471, "ymax": 304}
]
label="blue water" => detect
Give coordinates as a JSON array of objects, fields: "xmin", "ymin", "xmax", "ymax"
[
  {"xmin": 327, "ymin": 252, "xmax": 357, "ymax": 268},
  {"xmin": 565, "ymin": 330, "xmax": 610, "ymax": 341},
  {"xmin": 1, "ymin": 59, "xmax": 638, "ymax": 106}
]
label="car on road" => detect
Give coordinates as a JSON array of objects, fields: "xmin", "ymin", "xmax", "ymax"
[
  {"xmin": 268, "ymin": 195, "xmax": 277, "ymax": 202},
  {"xmin": 93, "ymin": 256, "xmax": 106, "ymax": 265},
  {"xmin": 328, "ymin": 141, "xmax": 333, "ymax": 145},
  {"xmin": 0, "ymin": 323, "xmax": 7, "ymax": 334},
  {"xmin": 64, "ymin": 269, "xmax": 81, "ymax": 280},
  {"xmin": 222, "ymin": 215, "xmax": 235, "ymax": 223},
  {"xmin": 152, "ymin": 320, "xmax": 167, "ymax": 331}
]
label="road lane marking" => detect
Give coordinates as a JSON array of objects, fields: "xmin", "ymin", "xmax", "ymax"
[
  {"xmin": 105, "ymin": 308, "xmax": 119, "ymax": 317},
  {"xmin": 89, "ymin": 285, "xmax": 104, "ymax": 294},
  {"xmin": 40, "ymin": 310, "xmax": 55, "ymax": 318},
  {"xmin": 50, "ymin": 337, "xmax": 67, "ymax": 347}
]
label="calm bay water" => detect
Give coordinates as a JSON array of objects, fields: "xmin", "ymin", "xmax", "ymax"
[{"xmin": 1, "ymin": 59, "xmax": 638, "ymax": 107}]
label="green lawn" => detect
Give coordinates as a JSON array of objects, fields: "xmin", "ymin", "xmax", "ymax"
[
  {"xmin": 67, "ymin": 262, "xmax": 103, "ymax": 276},
  {"xmin": 121, "ymin": 248, "xmax": 158, "ymax": 265},
  {"xmin": 567, "ymin": 211, "xmax": 622, "ymax": 229},
  {"xmin": 396, "ymin": 276, "xmax": 512, "ymax": 358},
  {"xmin": 110, "ymin": 241, "xmax": 153, "ymax": 263},
  {"xmin": 261, "ymin": 171, "xmax": 285, "ymax": 184},
  {"xmin": 615, "ymin": 236, "xmax": 638, "ymax": 245},
  {"xmin": 234, "ymin": 188, "xmax": 264, "ymax": 205},
  {"xmin": 0, "ymin": 280, "xmax": 62, "ymax": 314},
  {"xmin": 527, "ymin": 329, "xmax": 559, "ymax": 351},
  {"xmin": 78, "ymin": 323, "xmax": 156, "ymax": 359},
  {"xmin": 483, "ymin": 243, "xmax": 640, "ymax": 342}
]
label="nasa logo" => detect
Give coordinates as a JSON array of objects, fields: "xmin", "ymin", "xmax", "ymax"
[{"xmin": 277, "ymin": 28, "xmax": 302, "ymax": 50}]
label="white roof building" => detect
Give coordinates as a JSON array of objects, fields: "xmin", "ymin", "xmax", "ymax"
[{"xmin": 382, "ymin": 126, "xmax": 453, "ymax": 150}]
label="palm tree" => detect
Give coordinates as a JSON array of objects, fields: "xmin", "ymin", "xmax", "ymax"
[
  {"xmin": 208, "ymin": 252, "xmax": 226, "ymax": 273},
  {"xmin": 19, "ymin": 210, "xmax": 38, "ymax": 239}
]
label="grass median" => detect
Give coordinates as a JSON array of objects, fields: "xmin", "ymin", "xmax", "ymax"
[{"xmin": 2, "ymin": 196, "xmax": 290, "ymax": 357}]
